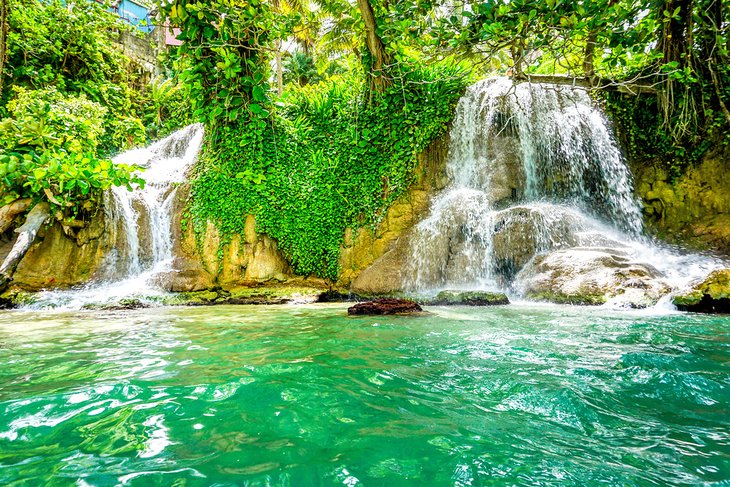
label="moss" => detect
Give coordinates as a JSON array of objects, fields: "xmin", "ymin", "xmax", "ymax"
[
  {"xmin": 0, "ymin": 288, "xmax": 38, "ymax": 308},
  {"xmin": 672, "ymin": 269, "xmax": 730, "ymax": 312},
  {"xmin": 427, "ymin": 290, "xmax": 510, "ymax": 306},
  {"xmin": 526, "ymin": 292, "xmax": 607, "ymax": 306}
]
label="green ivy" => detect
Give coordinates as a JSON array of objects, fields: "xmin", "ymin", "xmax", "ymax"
[{"xmin": 188, "ymin": 63, "xmax": 469, "ymax": 281}]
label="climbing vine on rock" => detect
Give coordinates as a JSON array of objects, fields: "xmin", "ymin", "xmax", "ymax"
[{"xmin": 188, "ymin": 64, "xmax": 469, "ymax": 281}]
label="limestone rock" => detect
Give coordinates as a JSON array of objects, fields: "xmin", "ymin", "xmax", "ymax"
[
  {"xmin": 490, "ymin": 205, "xmax": 585, "ymax": 281},
  {"xmin": 350, "ymin": 246, "xmax": 406, "ymax": 294},
  {"xmin": 517, "ymin": 248, "xmax": 671, "ymax": 308},
  {"xmin": 633, "ymin": 147, "xmax": 730, "ymax": 254},
  {"xmin": 428, "ymin": 290, "xmax": 510, "ymax": 306},
  {"xmin": 348, "ymin": 298, "xmax": 422, "ymax": 315},
  {"xmin": 672, "ymin": 269, "xmax": 730, "ymax": 313},
  {"xmin": 10, "ymin": 218, "xmax": 114, "ymax": 289}
]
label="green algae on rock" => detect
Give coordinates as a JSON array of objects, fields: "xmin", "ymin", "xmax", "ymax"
[
  {"xmin": 672, "ymin": 269, "xmax": 730, "ymax": 313},
  {"xmin": 428, "ymin": 290, "xmax": 510, "ymax": 306}
]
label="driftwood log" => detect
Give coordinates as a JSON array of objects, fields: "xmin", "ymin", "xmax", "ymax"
[
  {"xmin": 0, "ymin": 198, "xmax": 32, "ymax": 235},
  {"xmin": 0, "ymin": 202, "xmax": 50, "ymax": 293}
]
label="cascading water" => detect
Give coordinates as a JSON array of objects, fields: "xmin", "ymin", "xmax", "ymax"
[
  {"xmin": 405, "ymin": 78, "xmax": 723, "ymax": 304},
  {"xmin": 28, "ymin": 124, "xmax": 205, "ymax": 309}
]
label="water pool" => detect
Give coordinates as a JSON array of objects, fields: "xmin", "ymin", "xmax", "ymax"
[{"xmin": 0, "ymin": 304, "xmax": 728, "ymax": 485}]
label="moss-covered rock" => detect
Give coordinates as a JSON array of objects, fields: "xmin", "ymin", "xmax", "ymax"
[
  {"xmin": 427, "ymin": 290, "xmax": 510, "ymax": 306},
  {"xmin": 633, "ymin": 148, "xmax": 730, "ymax": 254},
  {"xmin": 672, "ymin": 269, "xmax": 730, "ymax": 313},
  {"xmin": 0, "ymin": 287, "xmax": 38, "ymax": 308}
]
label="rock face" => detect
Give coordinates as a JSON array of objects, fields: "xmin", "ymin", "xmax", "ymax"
[
  {"xmin": 633, "ymin": 147, "xmax": 730, "ymax": 254},
  {"xmin": 517, "ymin": 248, "xmax": 672, "ymax": 307},
  {"xmin": 489, "ymin": 205, "xmax": 585, "ymax": 282},
  {"xmin": 348, "ymin": 298, "xmax": 423, "ymax": 315},
  {"xmin": 428, "ymin": 290, "xmax": 509, "ymax": 306},
  {"xmin": 345, "ymin": 136, "xmax": 450, "ymax": 293},
  {"xmin": 160, "ymin": 187, "xmax": 320, "ymax": 293},
  {"xmin": 672, "ymin": 269, "xmax": 730, "ymax": 313},
  {"xmin": 2, "ymin": 214, "xmax": 115, "ymax": 289}
]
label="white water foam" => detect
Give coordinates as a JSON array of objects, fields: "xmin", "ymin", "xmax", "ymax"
[{"xmin": 405, "ymin": 78, "xmax": 725, "ymax": 305}]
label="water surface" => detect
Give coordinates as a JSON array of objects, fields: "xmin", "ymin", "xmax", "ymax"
[{"xmin": 0, "ymin": 304, "xmax": 728, "ymax": 485}]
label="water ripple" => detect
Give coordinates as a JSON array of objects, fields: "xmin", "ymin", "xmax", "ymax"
[{"xmin": 0, "ymin": 304, "xmax": 727, "ymax": 485}]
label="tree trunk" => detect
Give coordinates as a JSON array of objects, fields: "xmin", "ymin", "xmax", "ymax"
[
  {"xmin": 660, "ymin": 0, "xmax": 693, "ymax": 65},
  {"xmin": 0, "ymin": 202, "xmax": 50, "ymax": 294},
  {"xmin": 0, "ymin": 0, "xmax": 8, "ymax": 94},
  {"xmin": 583, "ymin": 31, "xmax": 597, "ymax": 85},
  {"xmin": 276, "ymin": 45, "xmax": 283, "ymax": 96},
  {"xmin": 0, "ymin": 198, "xmax": 32, "ymax": 235},
  {"xmin": 356, "ymin": 0, "xmax": 390, "ymax": 92}
]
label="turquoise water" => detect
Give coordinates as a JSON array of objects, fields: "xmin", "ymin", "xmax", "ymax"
[{"xmin": 0, "ymin": 304, "xmax": 728, "ymax": 486}]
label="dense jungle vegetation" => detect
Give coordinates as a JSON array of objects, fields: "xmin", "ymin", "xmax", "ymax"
[{"xmin": 0, "ymin": 0, "xmax": 728, "ymax": 281}]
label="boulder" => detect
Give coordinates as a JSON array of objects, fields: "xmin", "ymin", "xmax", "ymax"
[
  {"xmin": 428, "ymin": 290, "xmax": 509, "ymax": 306},
  {"xmin": 351, "ymin": 246, "xmax": 407, "ymax": 294},
  {"xmin": 516, "ymin": 248, "xmax": 671, "ymax": 308},
  {"xmin": 490, "ymin": 205, "xmax": 586, "ymax": 281},
  {"xmin": 672, "ymin": 269, "xmax": 730, "ymax": 313},
  {"xmin": 348, "ymin": 298, "xmax": 423, "ymax": 315}
]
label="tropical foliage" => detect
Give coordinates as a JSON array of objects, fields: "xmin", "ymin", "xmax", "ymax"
[{"xmin": 0, "ymin": 87, "xmax": 144, "ymax": 218}]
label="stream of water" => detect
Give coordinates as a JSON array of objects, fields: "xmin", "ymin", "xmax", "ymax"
[
  {"xmin": 0, "ymin": 304, "xmax": 728, "ymax": 485},
  {"xmin": 26, "ymin": 124, "xmax": 205, "ymax": 310}
]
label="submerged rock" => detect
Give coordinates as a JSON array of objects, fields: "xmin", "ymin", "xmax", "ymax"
[
  {"xmin": 428, "ymin": 290, "xmax": 509, "ymax": 306},
  {"xmin": 672, "ymin": 269, "xmax": 730, "ymax": 313},
  {"xmin": 517, "ymin": 248, "xmax": 671, "ymax": 308},
  {"xmin": 83, "ymin": 298, "xmax": 152, "ymax": 311},
  {"xmin": 348, "ymin": 298, "xmax": 423, "ymax": 315}
]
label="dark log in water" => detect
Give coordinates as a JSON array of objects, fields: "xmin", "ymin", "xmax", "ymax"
[{"xmin": 348, "ymin": 298, "xmax": 423, "ymax": 315}]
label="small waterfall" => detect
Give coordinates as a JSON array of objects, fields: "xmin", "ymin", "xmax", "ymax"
[
  {"xmin": 103, "ymin": 123, "xmax": 204, "ymax": 279},
  {"xmin": 405, "ymin": 78, "xmax": 723, "ymax": 300},
  {"xmin": 29, "ymin": 124, "xmax": 204, "ymax": 309}
]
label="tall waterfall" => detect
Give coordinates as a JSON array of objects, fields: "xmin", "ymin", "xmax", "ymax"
[
  {"xmin": 405, "ymin": 78, "xmax": 721, "ymax": 298},
  {"xmin": 29, "ymin": 124, "xmax": 204, "ymax": 309}
]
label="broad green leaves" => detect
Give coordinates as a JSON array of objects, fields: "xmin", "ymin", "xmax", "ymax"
[
  {"xmin": 159, "ymin": 0, "xmax": 274, "ymax": 126},
  {"xmin": 0, "ymin": 88, "xmax": 145, "ymax": 216}
]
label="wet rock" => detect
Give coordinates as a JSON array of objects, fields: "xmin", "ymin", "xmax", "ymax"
[
  {"xmin": 83, "ymin": 299, "xmax": 151, "ymax": 311},
  {"xmin": 517, "ymin": 248, "xmax": 671, "ymax": 308},
  {"xmin": 155, "ymin": 257, "xmax": 215, "ymax": 292},
  {"xmin": 428, "ymin": 290, "xmax": 510, "ymax": 306},
  {"xmin": 351, "ymin": 246, "xmax": 407, "ymax": 294},
  {"xmin": 490, "ymin": 205, "xmax": 585, "ymax": 282},
  {"xmin": 672, "ymin": 269, "xmax": 730, "ymax": 313},
  {"xmin": 317, "ymin": 290, "xmax": 355, "ymax": 302},
  {"xmin": 348, "ymin": 298, "xmax": 423, "ymax": 315}
]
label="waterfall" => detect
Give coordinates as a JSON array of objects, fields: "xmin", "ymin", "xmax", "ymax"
[
  {"xmin": 28, "ymin": 124, "xmax": 204, "ymax": 309},
  {"xmin": 405, "ymin": 78, "xmax": 722, "ymax": 300},
  {"xmin": 103, "ymin": 123, "xmax": 204, "ymax": 279}
]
